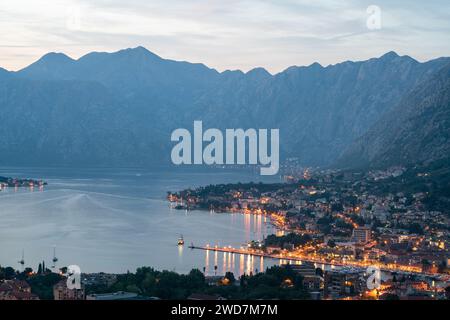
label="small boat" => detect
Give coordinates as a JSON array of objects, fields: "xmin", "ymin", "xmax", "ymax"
[{"xmin": 178, "ymin": 235, "xmax": 185, "ymax": 246}]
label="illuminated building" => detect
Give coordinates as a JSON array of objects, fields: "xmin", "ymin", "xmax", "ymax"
[{"xmin": 352, "ymin": 226, "xmax": 372, "ymax": 244}]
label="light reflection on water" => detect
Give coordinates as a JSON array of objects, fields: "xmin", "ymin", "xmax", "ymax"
[
  {"xmin": 0, "ymin": 167, "xmax": 279, "ymax": 275},
  {"xmin": 200, "ymin": 250, "xmax": 281, "ymax": 277}
]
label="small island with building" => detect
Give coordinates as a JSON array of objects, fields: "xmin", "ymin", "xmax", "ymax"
[{"xmin": 0, "ymin": 176, "xmax": 47, "ymax": 189}]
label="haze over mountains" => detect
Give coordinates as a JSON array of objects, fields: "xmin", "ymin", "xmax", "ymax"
[
  {"xmin": 0, "ymin": 46, "xmax": 449, "ymax": 169},
  {"xmin": 339, "ymin": 63, "xmax": 450, "ymax": 168}
]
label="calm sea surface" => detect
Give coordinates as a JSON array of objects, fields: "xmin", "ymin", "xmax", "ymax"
[{"xmin": 0, "ymin": 167, "xmax": 280, "ymax": 275}]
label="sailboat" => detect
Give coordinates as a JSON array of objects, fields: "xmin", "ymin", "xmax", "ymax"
[
  {"xmin": 52, "ymin": 246, "xmax": 58, "ymax": 268},
  {"xmin": 18, "ymin": 250, "xmax": 25, "ymax": 270}
]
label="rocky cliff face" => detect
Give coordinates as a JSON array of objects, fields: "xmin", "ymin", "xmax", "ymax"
[
  {"xmin": 338, "ymin": 63, "xmax": 450, "ymax": 168},
  {"xmin": 0, "ymin": 47, "xmax": 448, "ymax": 167}
]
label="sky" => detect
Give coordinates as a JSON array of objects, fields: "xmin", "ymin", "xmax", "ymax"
[{"xmin": 0, "ymin": 0, "xmax": 449, "ymax": 73}]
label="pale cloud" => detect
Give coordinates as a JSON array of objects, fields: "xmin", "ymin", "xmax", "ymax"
[{"xmin": 0, "ymin": 0, "xmax": 449, "ymax": 73}]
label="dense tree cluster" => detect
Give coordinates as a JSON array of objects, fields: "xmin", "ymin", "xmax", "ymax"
[
  {"xmin": 264, "ymin": 233, "xmax": 312, "ymax": 249},
  {"xmin": 86, "ymin": 266, "xmax": 310, "ymax": 300}
]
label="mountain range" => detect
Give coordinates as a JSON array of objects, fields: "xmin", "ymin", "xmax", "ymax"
[
  {"xmin": 0, "ymin": 46, "xmax": 449, "ymax": 169},
  {"xmin": 338, "ymin": 63, "xmax": 450, "ymax": 168}
]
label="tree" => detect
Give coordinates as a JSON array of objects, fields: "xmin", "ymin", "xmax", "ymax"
[
  {"xmin": 142, "ymin": 273, "xmax": 156, "ymax": 293},
  {"xmin": 0, "ymin": 266, "xmax": 16, "ymax": 280},
  {"xmin": 224, "ymin": 272, "xmax": 235, "ymax": 284},
  {"xmin": 15, "ymin": 267, "xmax": 33, "ymax": 280},
  {"xmin": 408, "ymin": 223, "xmax": 424, "ymax": 235},
  {"xmin": 331, "ymin": 203, "xmax": 343, "ymax": 212},
  {"xmin": 421, "ymin": 259, "xmax": 431, "ymax": 266},
  {"xmin": 27, "ymin": 272, "xmax": 63, "ymax": 300},
  {"xmin": 24, "ymin": 267, "xmax": 33, "ymax": 274},
  {"xmin": 187, "ymin": 269, "xmax": 206, "ymax": 289},
  {"xmin": 126, "ymin": 284, "xmax": 140, "ymax": 293},
  {"xmin": 240, "ymin": 274, "xmax": 247, "ymax": 287},
  {"xmin": 327, "ymin": 239, "xmax": 336, "ymax": 248}
]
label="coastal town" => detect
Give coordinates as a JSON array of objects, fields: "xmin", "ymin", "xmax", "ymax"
[
  {"xmin": 167, "ymin": 164, "xmax": 450, "ymax": 300},
  {"xmin": 1, "ymin": 164, "xmax": 449, "ymax": 300}
]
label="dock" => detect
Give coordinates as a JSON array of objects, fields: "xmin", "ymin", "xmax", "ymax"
[{"xmin": 189, "ymin": 245, "xmax": 433, "ymax": 276}]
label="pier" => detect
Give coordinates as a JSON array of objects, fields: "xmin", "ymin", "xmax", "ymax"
[{"xmin": 189, "ymin": 244, "xmax": 438, "ymax": 277}]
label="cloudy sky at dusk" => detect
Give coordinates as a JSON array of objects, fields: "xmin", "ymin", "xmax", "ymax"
[{"xmin": 1, "ymin": 0, "xmax": 449, "ymax": 73}]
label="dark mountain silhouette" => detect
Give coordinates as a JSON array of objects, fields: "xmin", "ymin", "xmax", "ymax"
[
  {"xmin": 338, "ymin": 63, "xmax": 450, "ymax": 168},
  {"xmin": 0, "ymin": 67, "xmax": 11, "ymax": 80},
  {"xmin": 0, "ymin": 47, "xmax": 449, "ymax": 168}
]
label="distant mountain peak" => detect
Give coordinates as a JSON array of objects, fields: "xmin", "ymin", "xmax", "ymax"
[
  {"xmin": 133, "ymin": 45, "xmax": 149, "ymax": 52},
  {"xmin": 246, "ymin": 67, "xmax": 272, "ymax": 78},
  {"xmin": 16, "ymin": 52, "xmax": 75, "ymax": 79},
  {"xmin": 38, "ymin": 52, "xmax": 74, "ymax": 64},
  {"xmin": 122, "ymin": 46, "xmax": 149, "ymax": 53},
  {"xmin": 379, "ymin": 51, "xmax": 400, "ymax": 60},
  {"xmin": 116, "ymin": 46, "xmax": 162, "ymax": 60},
  {"xmin": 308, "ymin": 62, "xmax": 323, "ymax": 68}
]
